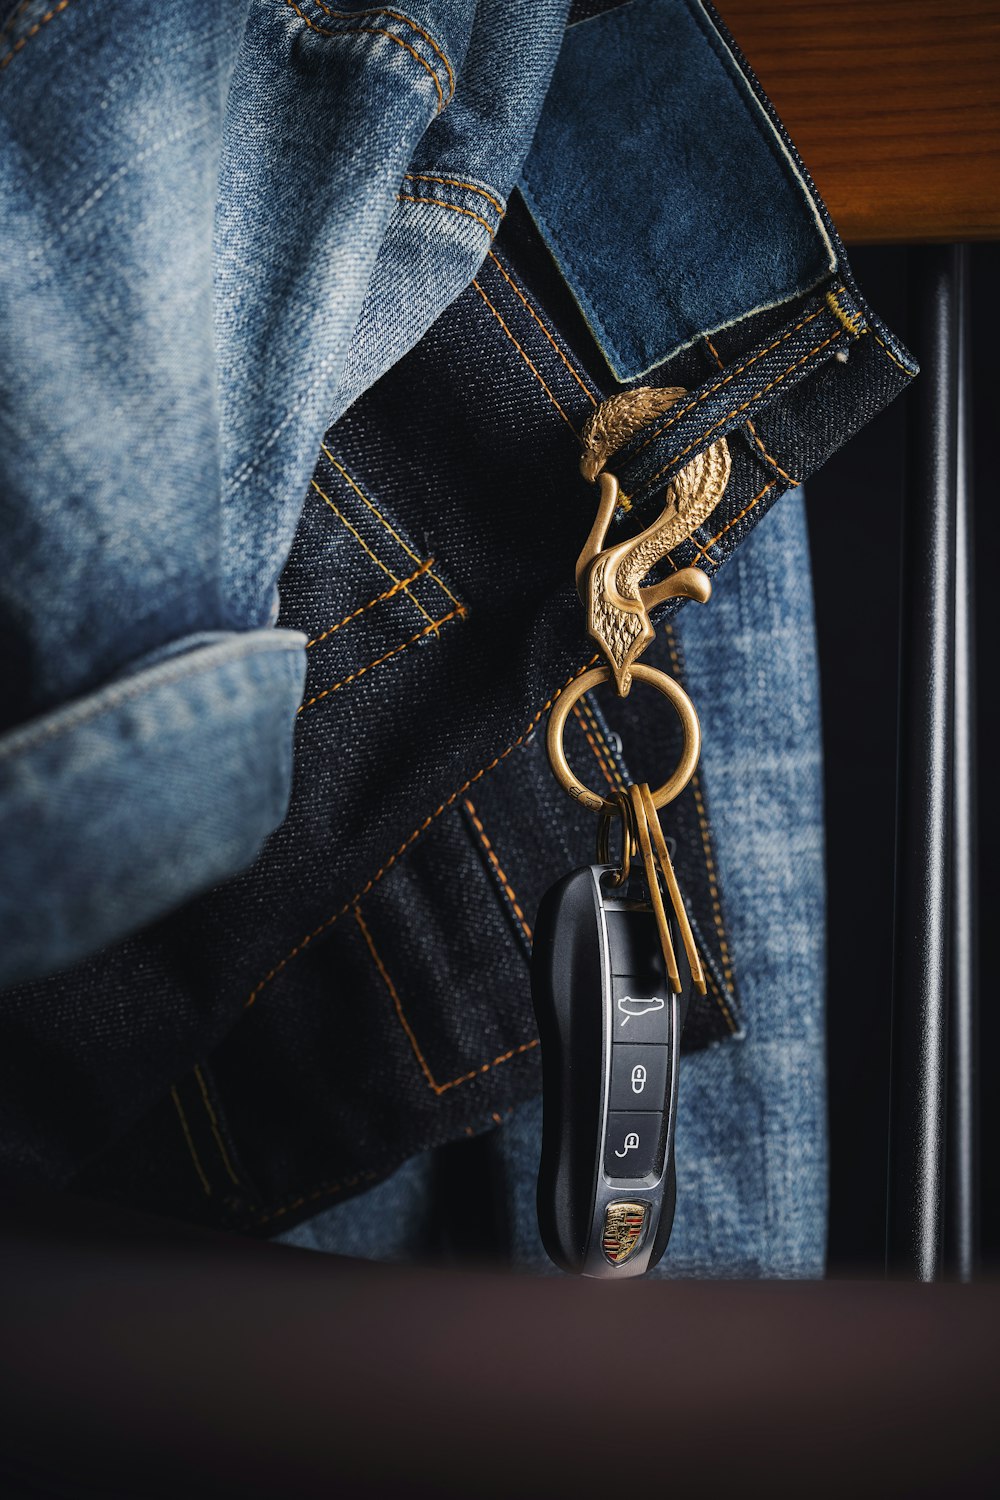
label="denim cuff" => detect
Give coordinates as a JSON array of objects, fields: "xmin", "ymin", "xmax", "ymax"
[{"xmin": 0, "ymin": 631, "xmax": 306, "ymax": 988}]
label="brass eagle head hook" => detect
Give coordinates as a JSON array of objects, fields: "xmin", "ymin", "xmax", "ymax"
[{"xmin": 576, "ymin": 388, "xmax": 730, "ymax": 695}]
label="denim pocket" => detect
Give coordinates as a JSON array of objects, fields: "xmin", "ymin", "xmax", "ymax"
[{"xmin": 284, "ymin": 442, "xmax": 467, "ymax": 721}]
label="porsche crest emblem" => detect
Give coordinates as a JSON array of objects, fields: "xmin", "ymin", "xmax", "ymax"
[{"xmin": 602, "ymin": 1201, "xmax": 648, "ymax": 1265}]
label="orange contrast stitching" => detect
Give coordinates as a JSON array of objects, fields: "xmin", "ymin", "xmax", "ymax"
[
  {"xmin": 355, "ymin": 904, "xmax": 439, "ymax": 1092},
  {"xmin": 579, "ymin": 696, "xmax": 628, "ymax": 794},
  {"xmin": 193, "ymin": 1065, "xmax": 242, "ymax": 1189},
  {"xmin": 403, "ymin": 172, "xmax": 505, "ymax": 216},
  {"xmin": 0, "ymin": 1, "xmax": 32, "ymax": 43},
  {"xmin": 642, "ymin": 332, "xmax": 842, "ymax": 495},
  {"xmin": 307, "ymin": 1, "xmax": 454, "ymax": 99},
  {"xmin": 704, "ymin": 967, "xmax": 735, "ymax": 1021},
  {"xmin": 704, "ymin": 336, "xmax": 798, "ymax": 487},
  {"xmin": 252, "ymin": 1170, "xmax": 380, "ymax": 1229},
  {"xmin": 463, "ymin": 797, "xmax": 533, "ymax": 944},
  {"xmin": 662, "ymin": 623, "xmax": 736, "ymax": 1031},
  {"xmin": 355, "ymin": 903, "xmax": 538, "ymax": 1095},
  {"xmin": 743, "ymin": 424, "xmax": 797, "ymax": 487},
  {"xmin": 244, "ymin": 655, "xmax": 600, "ymax": 1007},
  {"xmin": 486, "ymin": 250, "xmax": 598, "ymax": 409},
  {"xmin": 320, "ymin": 446, "xmax": 463, "ymax": 613},
  {"xmin": 631, "ymin": 303, "xmax": 829, "ymax": 459},
  {"xmin": 434, "ymin": 1038, "xmax": 539, "ymax": 1096},
  {"xmin": 282, "ymin": 1, "xmax": 445, "ymax": 113},
  {"xmin": 297, "ymin": 605, "xmax": 466, "ymax": 715},
  {"xmin": 572, "ymin": 702, "xmax": 618, "ymax": 796},
  {"xmin": 471, "ymin": 279, "xmax": 578, "ymax": 437},
  {"xmin": 0, "ymin": 0, "xmax": 72, "ymax": 72},
  {"xmin": 824, "ymin": 287, "xmax": 865, "ymax": 336},
  {"xmin": 702, "ymin": 480, "xmax": 777, "ymax": 554},
  {"xmin": 872, "ymin": 328, "xmax": 915, "ymax": 378},
  {"xmin": 395, "ymin": 195, "xmax": 494, "ymax": 238},
  {"xmin": 171, "ymin": 1086, "xmax": 212, "ymax": 1197},
  {"xmin": 686, "ymin": 776, "xmax": 736, "ymax": 1030},
  {"xmin": 397, "ymin": 192, "xmax": 496, "ymax": 238},
  {"xmin": 311, "ymin": 475, "xmax": 437, "ymax": 627},
  {"xmin": 583, "ymin": 698, "xmax": 627, "ymax": 791},
  {"xmin": 306, "ymin": 558, "xmax": 433, "ymax": 648}
]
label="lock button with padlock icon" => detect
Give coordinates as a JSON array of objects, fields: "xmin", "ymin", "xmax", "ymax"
[{"xmin": 608, "ymin": 1044, "xmax": 669, "ymax": 1112}]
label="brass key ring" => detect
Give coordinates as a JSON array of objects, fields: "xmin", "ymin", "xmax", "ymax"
[{"xmin": 546, "ymin": 663, "xmax": 701, "ymax": 814}]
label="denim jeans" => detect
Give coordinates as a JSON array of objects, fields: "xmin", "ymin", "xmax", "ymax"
[
  {"xmin": 279, "ymin": 487, "xmax": 826, "ymax": 1276},
  {"xmin": 0, "ymin": 0, "xmax": 912, "ymax": 1274}
]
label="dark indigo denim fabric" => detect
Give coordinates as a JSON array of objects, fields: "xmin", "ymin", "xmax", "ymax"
[
  {"xmin": 0, "ymin": 1, "xmax": 914, "ymax": 1273},
  {"xmin": 279, "ymin": 487, "xmax": 827, "ymax": 1276},
  {"xmin": 0, "ymin": 0, "xmax": 570, "ymax": 984}
]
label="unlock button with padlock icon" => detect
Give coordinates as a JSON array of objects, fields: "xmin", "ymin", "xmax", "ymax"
[{"xmin": 604, "ymin": 1113, "xmax": 662, "ymax": 1179}]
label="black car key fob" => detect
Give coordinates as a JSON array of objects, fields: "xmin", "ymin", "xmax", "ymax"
[{"xmin": 532, "ymin": 863, "xmax": 690, "ymax": 1277}]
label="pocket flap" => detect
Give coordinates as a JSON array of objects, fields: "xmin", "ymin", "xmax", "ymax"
[{"xmin": 519, "ymin": 0, "xmax": 837, "ymax": 382}]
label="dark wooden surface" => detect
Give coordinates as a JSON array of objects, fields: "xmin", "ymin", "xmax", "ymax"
[{"xmin": 717, "ymin": 0, "xmax": 1000, "ymax": 243}]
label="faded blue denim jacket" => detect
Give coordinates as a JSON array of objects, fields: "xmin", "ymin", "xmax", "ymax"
[{"xmin": 0, "ymin": 0, "xmax": 915, "ymax": 1268}]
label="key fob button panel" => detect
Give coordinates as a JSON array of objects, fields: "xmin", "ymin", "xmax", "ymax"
[
  {"xmin": 610, "ymin": 975, "xmax": 671, "ymax": 1043},
  {"xmin": 609, "ymin": 1044, "xmax": 669, "ymax": 1110},
  {"xmin": 604, "ymin": 1112, "xmax": 664, "ymax": 1179},
  {"xmin": 604, "ymin": 910, "xmax": 664, "ymax": 983},
  {"xmin": 533, "ymin": 866, "xmax": 689, "ymax": 1278}
]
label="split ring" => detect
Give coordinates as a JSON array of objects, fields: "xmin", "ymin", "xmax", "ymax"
[{"xmin": 546, "ymin": 663, "xmax": 701, "ymax": 814}]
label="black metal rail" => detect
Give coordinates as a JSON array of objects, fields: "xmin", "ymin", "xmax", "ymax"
[{"xmin": 888, "ymin": 245, "xmax": 976, "ymax": 1280}]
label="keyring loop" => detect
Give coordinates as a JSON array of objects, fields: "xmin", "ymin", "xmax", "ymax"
[
  {"xmin": 596, "ymin": 789, "xmax": 634, "ymax": 885},
  {"xmin": 546, "ymin": 664, "xmax": 701, "ymax": 813}
]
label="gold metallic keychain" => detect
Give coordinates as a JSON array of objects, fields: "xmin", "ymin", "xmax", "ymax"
[{"xmin": 531, "ymin": 388, "xmax": 729, "ymax": 1277}]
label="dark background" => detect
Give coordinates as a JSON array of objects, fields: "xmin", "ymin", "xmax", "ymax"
[{"xmin": 809, "ymin": 243, "xmax": 998, "ymax": 1276}]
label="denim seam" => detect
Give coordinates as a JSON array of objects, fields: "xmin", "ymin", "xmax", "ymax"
[
  {"xmin": 662, "ymin": 621, "xmax": 738, "ymax": 1028},
  {"xmin": 307, "ymin": 0, "xmax": 455, "ymax": 99},
  {"xmin": 632, "ymin": 302, "xmax": 829, "ymax": 459},
  {"xmin": 296, "ymin": 605, "xmax": 466, "ymax": 715},
  {"xmin": 402, "ymin": 172, "xmax": 506, "ymax": 216},
  {"xmin": 824, "ymin": 286, "xmax": 865, "ymax": 336},
  {"xmin": 243, "ymin": 655, "xmax": 601, "ymax": 1007},
  {"xmin": 703, "ymin": 335, "xmax": 798, "ymax": 486},
  {"xmin": 462, "ymin": 796, "xmax": 534, "ymax": 947},
  {"xmin": 577, "ymin": 692, "xmax": 630, "ymax": 788},
  {"xmin": 0, "ymin": 631, "xmax": 304, "ymax": 761},
  {"xmin": 283, "ymin": 1, "xmax": 451, "ymax": 113},
  {"xmin": 0, "ymin": 0, "xmax": 72, "ymax": 74},
  {"xmin": 245, "ymin": 1105, "xmax": 511, "ymax": 1228},
  {"xmin": 639, "ymin": 329, "xmax": 845, "ymax": 496},
  {"xmin": 306, "ymin": 558, "xmax": 434, "ymax": 648},
  {"xmin": 572, "ymin": 702, "xmax": 622, "ymax": 796},
  {"xmin": 251, "ymin": 1170, "xmax": 381, "ymax": 1230},
  {"xmin": 354, "ymin": 902, "xmax": 539, "ymax": 1096},
  {"xmin": 320, "ymin": 445, "xmax": 463, "ymax": 613},
  {"xmin": 872, "ymin": 328, "xmax": 917, "ymax": 378},
  {"xmin": 193, "ymin": 1065, "xmax": 243, "ymax": 1190},
  {"xmin": 310, "ymin": 476, "xmax": 438, "ymax": 628},
  {"xmin": 170, "ymin": 1086, "xmax": 212, "ymax": 1198},
  {"xmin": 397, "ymin": 192, "xmax": 497, "ymax": 238},
  {"xmin": 471, "ymin": 278, "xmax": 580, "ymax": 437},
  {"xmin": 699, "ymin": 479, "xmax": 778, "ymax": 558},
  {"xmin": 486, "ymin": 250, "xmax": 600, "ymax": 410},
  {"xmin": 354, "ymin": 904, "xmax": 439, "ymax": 1092},
  {"xmin": 0, "ymin": 1, "xmax": 31, "ymax": 43}
]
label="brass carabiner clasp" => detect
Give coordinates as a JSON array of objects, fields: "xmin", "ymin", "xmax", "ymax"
[{"xmin": 575, "ymin": 387, "xmax": 731, "ymax": 696}]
